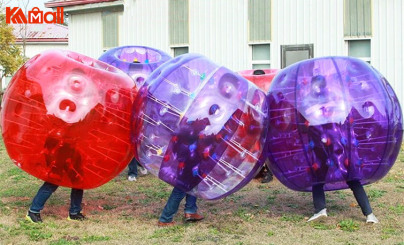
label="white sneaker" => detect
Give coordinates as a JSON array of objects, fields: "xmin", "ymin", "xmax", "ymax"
[
  {"xmin": 128, "ymin": 175, "xmax": 137, "ymax": 181},
  {"xmin": 307, "ymin": 208, "xmax": 327, "ymax": 222},
  {"xmin": 139, "ymin": 167, "xmax": 148, "ymax": 176},
  {"xmin": 366, "ymin": 213, "xmax": 379, "ymax": 223}
]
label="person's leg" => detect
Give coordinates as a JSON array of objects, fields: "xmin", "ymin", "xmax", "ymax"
[
  {"xmin": 68, "ymin": 189, "xmax": 86, "ymax": 220},
  {"xmin": 128, "ymin": 158, "xmax": 138, "ymax": 177},
  {"xmin": 184, "ymin": 194, "xmax": 197, "ymax": 214},
  {"xmin": 69, "ymin": 189, "xmax": 84, "ymax": 215},
  {"xmin": 308, "ymin": 183, "xmax": 327, "ymax": 222},
  {"xmin": 159, "ymin": 187, "xmax": 186, "ymax": 223},
  {"xmin": 184, "ymin": 194, "xmax": 204, "ymax": 222},
  {"xmin": 27, "ymin": 182, "xmax": 58, "ymax": 223},
  {"xmin": 312, "ymin": 183, "xmax": 326, "ymax": 213},
  {"xmin": 128, "ymin": 158, "xmax": 138, "ymax": 181},
  {"xmin": 30, "ymin": 182, "xmax": 59, "ymax": 213},
  {"xmin": 347, "ymin": 180, "xmax": 372, "ymax": 216}
]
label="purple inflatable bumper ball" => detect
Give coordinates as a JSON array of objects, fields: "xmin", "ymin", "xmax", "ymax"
[
  {"xmin": 99, "ymin": 46, "xmax": 172, "ymax": 88},
  {"xmin": 266, "ymin": 56, "xmax": 403, "ymax": 192},
  {"xmin": 132, "ymin": 53, "xmax": 268, "ymax": 200}
]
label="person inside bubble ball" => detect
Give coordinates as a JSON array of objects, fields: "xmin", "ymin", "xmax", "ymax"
[
  {"xmin": 26, "ymin": 136, "xmax": 86, "ymax": 223},
  {"xmin": 303, "ymin": 75, "xmax": 378, "ymax": 223},
  {"xmin": 157, "ymin": 118, "xmax": 208, "ymax": 227},
  {"xmin": 252, "ymin": 69, "xmax": 274, "ymax": 184},
  {"xmin": 306, "ymin": 124, "xmax": 379, "ymax": 223},
  {"xmin": 126, "ymin": 58, "xmax": 149, "ymax": 182}
]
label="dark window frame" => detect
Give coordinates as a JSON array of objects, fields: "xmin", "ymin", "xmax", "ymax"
[
  {"xmin": 281, "ymin": 44, "xmax": 314, "ymax": 68},
  {"xmin": 172, "ymin": 46, "xmax": 189, "ymax": 57}
]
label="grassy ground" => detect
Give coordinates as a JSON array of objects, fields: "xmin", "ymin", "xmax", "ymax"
[{"xmin": 0, "ymin": 139, "xmax": 403, "ymax": 245}]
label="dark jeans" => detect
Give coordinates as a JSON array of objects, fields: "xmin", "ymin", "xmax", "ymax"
[
  {"xmin": 159, "ymin": 187, "xmax": 198, "ymax": 223},
  {"xmin": 29, "ymin": 182, "xmax": 83, "ymax": 215},
  {"xmin": 128, "ymin": 158, "xmax": 139, "ymax": 177},
  {"xmin": 312, "ymin": 180, "xmax": 372, "ymax": 216}
]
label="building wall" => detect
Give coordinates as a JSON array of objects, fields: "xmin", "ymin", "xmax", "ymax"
[
  {"xmin": 67, "ymin": 0, "xmax": 170, "ymax": 59},
  {"xmin": 189, "ymin": 0, "xmax": 249, "ymax": 70},
  {"xmin": 271, "ymin": 0, "xmax": 344, "ymax": 67},
  {"xmin": 121, "ymin": 0, "xmax": 170, "ymax": 54},
  {"xmin": 69, "ymin": 11, "xmax": 103, "ymax": 58},
  {"xmin": 18, "ymin": 43, "xmax": 68, "ymax": 58},
  {"xmin": 371, "ymin": 0, "xmax": 403, "ymax": 107},
  {"xmin": 66, "ymin": 0, "xmax": 404, "ymax": 106}
]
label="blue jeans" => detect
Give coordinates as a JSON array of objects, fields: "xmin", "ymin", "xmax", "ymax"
[
  {"xmin": 128, "ymin": 158, "xmax": 138, "ymax": 177},
  {"xmin": 159, "ymin": 187, "xmax": 198, "ymax": 223},
  {"xmin": 29, "ymin": 182, "xmax": 83, "ymax": 215},
  {"xmin": 312, "ymin": 180, "xmax": 372, "ymax": 216}
]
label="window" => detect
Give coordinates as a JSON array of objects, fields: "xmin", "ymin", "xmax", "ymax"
[
  {"xmin": 251, "ymin": 44, "xmax": 271, "ymax": 69},
  {"xmin": 348, "ymin": 39, "xmax": 371, "ymax": 63},
  {"xmin": 248, "ymin": 0, "xmax": 271, "ymax": 42},
  {"xmin": 102, "ymin": 11, "xmax": 119, "ymax": 49},
  {"xmin": 169, "ymin": 0, "xmax": 189, "ymax": 46},
  {"xmin": 249, "ymin": 0, "xmax": 271, "ymax": 68},
  {"xmin": 173, "ymin": 46, "xmax": 189, "ymax": 57},
  {"xmin": 281, "ymin": 44, "xmax": 314, "ymax": 68},
  {"xmin": 344, "ymin": 0, "xmax": 372, "ymax": 37}
]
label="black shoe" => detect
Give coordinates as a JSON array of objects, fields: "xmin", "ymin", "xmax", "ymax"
[
  {"xmin": 68, "ymin": 212, "xmax": 86, "ymax": 221},
  {"xmin": 261, "ymin": 173, "xmax": 273, "ymax": 183},
  {"xmin": 26, "ymin": 211, "xmax": 43, "ymax": 223}
]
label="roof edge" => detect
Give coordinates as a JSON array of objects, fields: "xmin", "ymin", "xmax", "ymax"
[
  {"xmin": 45, "ymin": 0, "xmax": 118, "ymax": 8},
  {"xmin": 16, "ymin": 38, "xmax": 68, "ymax": 43}
]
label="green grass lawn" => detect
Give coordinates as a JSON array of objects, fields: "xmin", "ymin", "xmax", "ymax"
[{"xmin": 0, "ymin": 139, "xmax": 403, "ymax": 245}]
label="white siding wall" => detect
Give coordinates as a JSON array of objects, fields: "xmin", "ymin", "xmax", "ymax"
[
  {"xmin": 372, "ymin": 0, "xmax": 404, "ymax": 106},
  {"xmin": 189, "ymin": 0, "xmax": 249, "ymax": 70},
  {"xmin": 120, "ymin": 0, "xmax": 170, "ymax": 54},
  {"xmin": 271, "ymin": 0, "xmax": 344, "ymax": 68},
  {"xmin": 69, "ymin": 12, "xmax": 103, "ymax": 58}
]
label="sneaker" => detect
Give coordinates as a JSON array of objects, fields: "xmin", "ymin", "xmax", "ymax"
[
  {"xmin": 139, "ymin": 167, "xmax": 148, "ymax": 176},
  {"xmin": 68, "ymin": 212, "xmax": 86, "ymax": 221},
  {"xmin": 26, "ymin": 210, "xmax": 42, "ymax": 223},
  {"xmin": 184, "ymin": 213, "xmax": 204, "ymax": 222},
  {"xmin": 157, "ymin": 221, "xmax": 175, "ymax": 227},
  {"xmin": 366, "ymin": 213, "xmax": 379, "ymax": 223},
  {"xmin": 128, "ymin": 175, "xmax": 137, "ymax": 181},
  {"xmin": 307, "ymin": 208, "xmax": 327, "ymax": 222}
]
